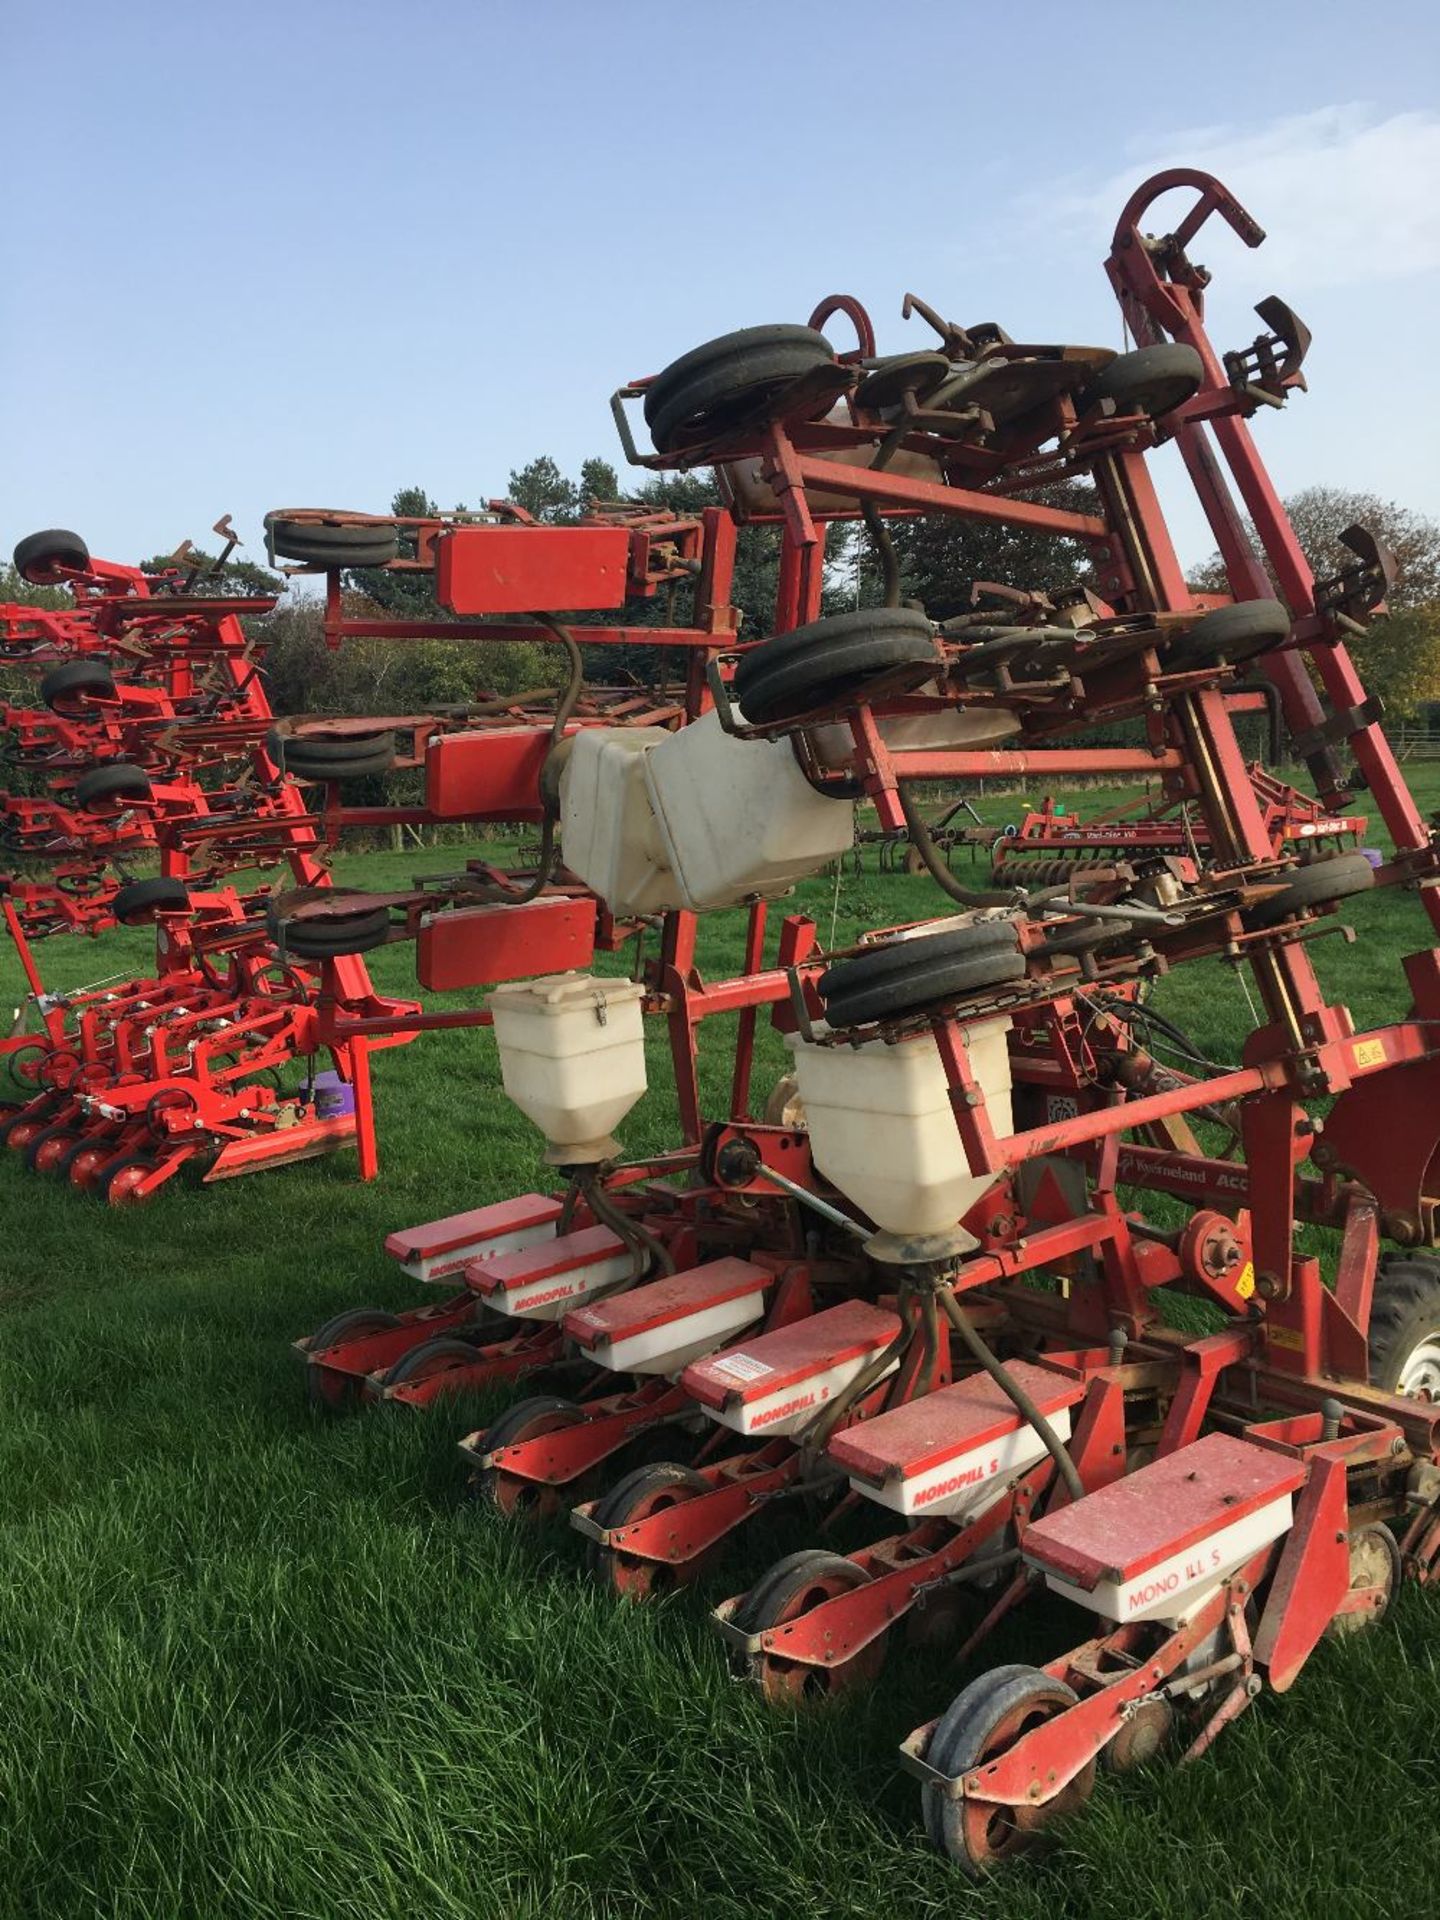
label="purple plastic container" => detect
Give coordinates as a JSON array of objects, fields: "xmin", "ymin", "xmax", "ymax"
[{"xmin": 312, "ymin": 1069, "xmax": 356, "ymax": 1120}]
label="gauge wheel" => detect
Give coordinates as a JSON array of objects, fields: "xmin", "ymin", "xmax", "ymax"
[
  {"xmin": 1169, "ymin": 599, "xmax": 1291, "ymax": 668},
  {"xmin": 645, "ymin": 325, "xmax": 843, "ymax": 456},
  {"xmin": 1242, "ymin": 850, "xmax": 1375, "ymax": 930},
  {"xmin": 268, "ymin": 726, "xmax": 397, "ymax": 782},
  {"xmin": 114, "ymin": 878, "xmax": 190, "ymax": 924},
  {"xmin": 587, "ymin": 1461, "xmax": 715, "ymax": 1598},
  {"xmin": 267, "ymin": 515, "xmax": 401, "ymax": 568},
  {"xmin": 1083, "ymin": 343, "xmax": 1204, "ymax": 420},
  {"xmin": 923, "ymin": 1664, "xmax": 1095, "ymax": 1876},
  {"xmin": 738, "ymin": 1549, "xmax": 886, "ymax": 1704},
  {"xmin": 14, "ymin": 528, "xmax": 90, "ymax": 584},
  {"xmin": 819, "ymin": 918, "xmax": 1024, "ymax": 1028},
  {"xmin": 732, "ymin": 607, "xmax": 939, "ymax": 727},
  {"xmin": 40, "ymin": 659, "xmax": 116, "ymax": 711},
  {"xmin": 470, "ymin": 1394, "xmax": 587, "ymax": 1519}
]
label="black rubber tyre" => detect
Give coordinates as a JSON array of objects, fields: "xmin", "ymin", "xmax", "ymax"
[
  {"xmin": 273, "ymin": 904, "xmax": 392, "ymax": 959},
  {"xmin": 645, "ymin": 326, "xmax": 839, "ymax": 455},
  {"xmin": 820, "ymin": 920, "xmax": 1025, "ymax": 1028},
  {"xmin": 304, "ymin": 1306, "xmax": 402, "ymax": 1411},
  {"xmin": 472, "ymin": 1394, "xmax": 587, "ymax": 1518},
  {"xmin": 1242, "ymin": 850, "xmax": 1375, "ymax": 929},
  {"xmin": 1170, "ymin": 599, "xmax": 1292, "ymax": 667},
  {"xmin": 307, "ymin": 1306, "xmax": 403, "ymax": 1356},
  {"xmin": 14, "ymin": 529, "xmax": 89, "ymax": 584},
  {"xmin": 114, "ymin": 877, "xmax": 190, "ymax": 924},
  {"xmin": 380, "ymin": 1335, "xmax": 490, "ymax": 1391},
  {"xmin": 924, "ymin": 1664, "xmax": 1093, "ymax": 1875},
  {"xmin": 40, "ymin": 660, "xmax": 116, "ymax": 710},
  {"xmin": 733, "ymin": 607, "xmax": 939, "ymax": 726},
  {"xmin": 586, "ymin": 1461, "xmax": 715, "ymax": 1596},
  {"xmin": 591, "ymin": 1459, "xmax": 709, "ymax": 1530},
  {"xmin": 741, "ymin": 1548, "xmax": 869, "ymax": 1624},
  {"xmin": 1368, "ymin": 1253, "xmax": 1440, "ymax": 1397},
  {"xmin": 268, "ymin": 727, "xmax": 397, "ymax": 782},
  {"xmin": 268, "ymin": 516, "xmax": 401, "ymax": 569},
  {"xmin": 74, "ymin": 763, "xmax": 153, "ymax": 811},
  {"xmin": 478, "ymin": 1393, "xmax": 577, "ymax": 1450},
  {"xmin": 1084, "ymin": 344, "xmax": 1203, "ymax": 420}
]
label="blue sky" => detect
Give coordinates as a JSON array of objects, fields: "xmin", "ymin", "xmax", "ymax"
[{"xmin": 5, "ymin": 0, "xmax": 1439, "ymax": 576}]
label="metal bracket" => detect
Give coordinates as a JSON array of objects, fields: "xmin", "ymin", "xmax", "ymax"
[
  {"xmin": 1223, "ymin": 295, "xmax": 1311, "ymax": 409},
  {"xmin": 1313, "ymin": 524, "xmax": 1399, "ymax": 623},
  {"xmin": 1291, "ymin": 696, "xmax": 1385, "ymax": 756}
]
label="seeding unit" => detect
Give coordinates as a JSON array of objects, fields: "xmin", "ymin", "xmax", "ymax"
[
  {"xmin": 284, "ymin": 168, "xmax": 1440, "ymax": 1872},
  {"xmin": 13, "ymin": 162, "xmax": 1440, "ymax": 1876}
]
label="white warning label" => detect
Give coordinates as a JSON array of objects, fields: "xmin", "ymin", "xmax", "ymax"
[{"xmin": 709, "ymin": 1352, "xmax": 773, "ymax": 1383}]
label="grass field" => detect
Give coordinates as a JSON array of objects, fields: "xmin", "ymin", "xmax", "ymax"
[{"xmin": 3, "ymin": 775, "xmax": 1440, "ymax": 1919}]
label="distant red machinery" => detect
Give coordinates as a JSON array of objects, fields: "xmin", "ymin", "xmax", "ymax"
[
  {"xmin": 989, "ymin": 766, "xmax": 1369, "ymax": 886},
  {"xmin": 1, "ymin": 537, "xmax": 409, "ymax": 1198}
]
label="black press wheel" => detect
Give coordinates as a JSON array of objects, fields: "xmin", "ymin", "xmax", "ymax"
[
  {"xmin": 304, "ymin": 1307, "xmax": 403, "ymax": 1412},
  {"xmin": 272, "ymin": 903, "xmax": 393, "ymax": 959},
  {"xmin": 1367, "ymin": 1253, "xmax": 1440, "ymax": 1397},
  {"xmin": 1169, "ymin": 599, "xmax": 1292, "ymax": 668},
  {"xmin": 736, "ymin": 1548, "xmax": 885, "ymax": 1704},
  {"xmin": 40, "ymin": 659, "xmax": 117, "ymax": 712},
  {"xmin": 74, "ymin": 763, "xmax": 153, "ymax": 811},
  {"xmin": 14, "ymin": 528, "xmax": 90, "ymax": 584},
  {"xmin": 471, "ymin": 1394, "xmax": 587, "ymax": 1519},
  {"xmin": 1082, "ymin": 344, "xmax": 1204, "ymax": 420},
  {"xmin": 645, "ymin": 325, "xmax": 842, "ymax": 456},
  {"xmin": 267, "ymin": 515, "xmax": 401, "ymax": 569},
  {"xmin": 379, "ymin": 1335, "xmax": 490, "ymax": 1393},
  {"xmin": 267, "ymin": 726, "xmax": 397, "ymax": 782},
  {"xmin": 114, "ymin": 878, "xmax": 190, "ymax": 924},
  {"xmin": 733, "ymin": 607, "xmax": 940, "ymax": 727},
  {"xmin": 923, "ymin": 1663, "xmax": 1095, "ymax": 1876},
  {"xmin": 1242, "ymin": 850, "xmax": 1375, "ymax": 929},
  {"xmin": 587, "ymin": 1461, "xmax": 715, "ymax": 1598},
  {"xmin": 819, "ymin": 918, "xmax": 1025, "ymax": 1029}
]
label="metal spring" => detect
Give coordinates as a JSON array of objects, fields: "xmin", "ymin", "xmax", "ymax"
[{"xmin": 989, "ymin": 855, "xmax": 1114, "ymax": 889}]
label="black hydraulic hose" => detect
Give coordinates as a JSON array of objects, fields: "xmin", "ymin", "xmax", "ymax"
[
  {"xmin": 586, "ymin": 1175, "xmax": 677, "ymax": 1280},
  {"xmin": 862, "ymin": 503, "xmax": 902, "ymax": 609},
  {"xmin": 935, "ymin": 1285, "xmax": 1086, "ymax": 1502},
  {"xmin": 471, "ymin": 614, "xmax": 584, "ymax": 905},
  {"xmin": 910, "ymin": 1286, "xmax": 941, "ymax": 1409},
  {"xmin": 900, "ymin": 783, "xmax": 1022, "ymax": 908},
  {"xmin": 801, "ymin": 1295, "xmax": 916, "ymax": 1460}
]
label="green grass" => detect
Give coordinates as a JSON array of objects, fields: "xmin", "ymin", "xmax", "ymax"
[{"xmin": 3, "ymin": 776, "xmax": 1440, "ymax": 1919}]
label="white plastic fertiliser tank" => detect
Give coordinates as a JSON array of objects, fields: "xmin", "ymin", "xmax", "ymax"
[
  {"xmin": 641, "ymin": 707, "xmax": 855, "ymax": 910},
  {"xmin": 559, "ymin": 709, "xmax": 855, "ymax": 915},
  {"xmin": 487, "ymin": 972, "xmax": 648, "ymax": 1164},
  {"xmin": 557, "ymin": 729, "xmax": 685, "ymax": 915},
  {"xmin": 787, "ymin": 1017, "xmax": 1014, "ymax": 1257}
]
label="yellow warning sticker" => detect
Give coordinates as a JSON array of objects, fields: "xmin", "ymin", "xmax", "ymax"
[
  {"xmin": 1353, "ymin": 1038, "xmax": 1386, "ymax": 1069},
  {"xmin": 1235, "ymin": 1263, "xmax": 1255, "ymax": 1300}
]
